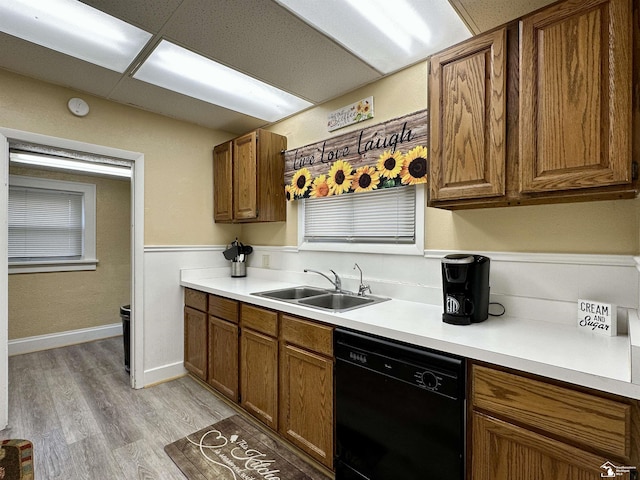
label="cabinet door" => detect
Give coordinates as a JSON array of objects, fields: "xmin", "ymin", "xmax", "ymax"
[
  {"xmin": 519, "ymin": 0, "xmax": 632, "ymax": 193},
  {"xmin": 208, "ymin": 316, "xmax": 239, "ymax": 402},
  {"xmin": 472, "ymin": 412, "xmax": 610, "ymax": 480},
  {"xmin": 429, "ymin": 28, "xmax": 507, "ymax": 201},
  {"xmin": 233, "ymin": 131, "xmax": 258, "ymax": 220},
  {"xmin": 240, "ymin": 328, "xmax": 278, "ymax": 429},
  {"xmin": 213, "ymin": 141, "xmax": 233, "ymax": 222},
  {"xmin": 279, "ymin": 344, "xmax": 333, "ymax": 469},
  {"xmin": 184, "ymin": 306, "xmax": 207, "ymax": 380}
]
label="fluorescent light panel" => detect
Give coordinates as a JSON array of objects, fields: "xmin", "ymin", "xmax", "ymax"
[
  {"xmin": 275, "ymin": 0, "xmax": 471, "ymax": 74},
  {"xmin": 133, "ymin": 40, "xmax": 313, "ymax": 122},
  {"xmin": 0, "ymin": 0, "xmax": 152, "ymax": 73},
  {"xmin": 10, "ymin": 152, "xmax": 132, "ymax": 178}
]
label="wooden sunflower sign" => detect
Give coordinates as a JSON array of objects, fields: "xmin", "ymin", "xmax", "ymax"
[{"xmin": 284, "ymin": 109, "xmax": 429, "ymax": 200}]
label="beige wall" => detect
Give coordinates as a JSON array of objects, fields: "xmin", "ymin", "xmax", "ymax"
[
  {"xmin": 8, "ymin": 167, "xmax": 130, "ymax": 339},
  {"xmin": 249, "ymin": 62, "xmax": 640, "ymax": 255},
  {"xmin": 0, "ymin": 69, "xmax": 240, "ymax": 246},
  {"xmin": 1, "ymin": 64, "xmax": 638, "ymax": 259}
]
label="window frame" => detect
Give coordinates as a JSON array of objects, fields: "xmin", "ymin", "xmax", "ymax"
[
  {"xmin": 8, "ymin": 174, "xmax": 97, "ymax": 274},
  {"xmin": 298, "ymin": 184, "xmax": 425, "ymax": 255}
]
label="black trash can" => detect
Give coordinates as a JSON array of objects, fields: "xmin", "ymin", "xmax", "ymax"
[{"xmin": 120, "ymin": 305, "xmax": 131, "ymax": 372}]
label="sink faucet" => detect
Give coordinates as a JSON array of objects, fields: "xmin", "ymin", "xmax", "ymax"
[
  {"xmin": 354, "ymin": 263, "xmax": 371, "ymax": 296},
  {"xmin": 304, "ymin": 269, "xmax": 342, "ymax": 292}
]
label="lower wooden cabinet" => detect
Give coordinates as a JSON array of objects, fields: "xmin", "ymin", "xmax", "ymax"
[
  {"xmin": 208, "ymin": 316, "xmax": 238, "ymax": 401},
  {"xmin": 240, "ymin": 328, "xmax": 279, "ymax": 430},
  {"xmin": 279, "ymin": 314, "xmax": 334, "ymax": 469},
  {"xmin": 472, "ymin": 412, "xmax": 611, "ymax": 480},
  {"xmin": 184, "ymin": 306, "xmax": 208, "ymax": 380},
  {"xmin": 470, "ymin": 363, "xmax": 639, "ymax": 480},
  {"xmin": 184, "ymin": 288, "xmax": 209, "ymax": 380},
  {"xmin": 280, "ymin": 343, "xmax": 333, "ymax": 468}
]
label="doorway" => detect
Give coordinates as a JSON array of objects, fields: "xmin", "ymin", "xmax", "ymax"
[{"xmin": 0, "ymin": 128, "xmax": 145, "ymax": 429}]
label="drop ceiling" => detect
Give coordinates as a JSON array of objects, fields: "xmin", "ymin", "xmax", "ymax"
[{"xmin": 0, "ymin": 0, "xmax": 556, "ymax": 134}]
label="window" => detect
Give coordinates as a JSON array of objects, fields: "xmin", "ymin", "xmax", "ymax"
[
  {"xmin": 299, "ymin": 185, "xmax": 425, "ymax": 255},
  {"xmin": 8, "ymin": 175, "xmax": 97, "ymax": 273}
]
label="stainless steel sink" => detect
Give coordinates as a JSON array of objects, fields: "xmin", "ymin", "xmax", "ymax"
[
  {"xmin": 251, "ymin": 286, "xmax": 389, "ymax": 312},
  {"xmin": 298, "ymin": 293, "xmax": 376, "ymax": 311},
  {"xmin": 254, "ymin": 286, "xmax": 328, "ymax": 300}
]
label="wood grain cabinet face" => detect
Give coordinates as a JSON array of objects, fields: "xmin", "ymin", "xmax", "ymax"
[
  {"xmin": 184, "ymin": 306, "xmax": 208, "ymax": 380},
  {"xmin": 519, "ymin": 0, "xmax": 633, "ymax": 193},
  {"xmin": 233, "ymin": 131, "xmax": 258, "ymax": 220},
  {"xmin": 208, "ymin": 316, "xmax": 238, "ymax": 402},
  {"xmin": 240, "ymin": 325, "xmax": 279, "ymax": 430},
  {"xmin": 429, "ymin": 28, "xmax": 507, "ymax": 202},
  {"xmin": 470, "ymin": 364, "xmax": 639, "ymax": 480},
  {"xmin": 279, "ymin": 315, "xmax": 334, "ymax": 469},
  {"xmin": 213, "ymin": 141, "xmax": 233, "ymax": 222},
  {"xmin": 213, "ymin": 129, "xmax": 287, "ymax": 223},
  {"xmin": 472, "ymin": 412, "xmax": 610, "ymax": 480}
]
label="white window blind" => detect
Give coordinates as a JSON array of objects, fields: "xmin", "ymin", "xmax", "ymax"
[
  {"xmin": 304, "ymin": 186, "xmax": 415, "ymax": 243},
  {"xmin": 9, "ymin": 186, "xmax": 84, "ymax": 259}
]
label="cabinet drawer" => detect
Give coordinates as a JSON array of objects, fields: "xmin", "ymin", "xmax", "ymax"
[
  {"xmin": 280, "ymin": 314, "xmax": 332, "ymax": 357},
  {"xmin": 209, "ymin": 295, "xmax": 239, "ymax": 323},
  {"xmin": 241, "ymin": 304, "xmax": 278, "ymax": 337},
  {"xmin": 471, "ymin": 364, "xmax": 631, "ymax": 458},
  {"xmin": 184, "ymin": 288, "xmax": 207, "ymax": 311}
]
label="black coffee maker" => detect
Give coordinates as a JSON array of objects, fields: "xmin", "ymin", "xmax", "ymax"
[{"xmin": 441, "ymin": 254, "xmax": 490, "ymax": 325}]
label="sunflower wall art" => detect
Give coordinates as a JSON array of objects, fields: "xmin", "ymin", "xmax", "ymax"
[{"xmin": 284, "ymin": 110, "xmax": 429, "ymax": 201}]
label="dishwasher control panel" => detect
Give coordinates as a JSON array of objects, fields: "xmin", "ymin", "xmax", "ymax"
[{"xmin": 336, "ymin": 331, "xmax": 463, "ymax": 400}]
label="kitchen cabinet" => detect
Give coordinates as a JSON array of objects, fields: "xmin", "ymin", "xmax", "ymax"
[
  {"xmin": 207, "ymin": 295, "xmax": 239, "ymax": 402},
  {"xmin": 279, "ymin": 314, "xmax": 334, "ymax": 469},
  {"xmin": 519, "ymin": 0, "xmax": 632, "ymax": 194},
  {"xmin": 428, "ymin": 0, "xmax": 639, "ymax": 209},
  {"xmin": 183, "ymin": 288, "xmax": 208, "ymax": 380},
  {"xmin": 429, "ymin": 28, "xmax": 507, "ymax": 202},
  {"xmin": 470, "ymin": 363, "xmax": 640, "ymax": 480},
  {"xmin": 183, "ymin": 288, "xmax": 336, "ymax": 471},
  {"xmin": 240, "ymin": 304, "xmax": 279, "ymax": 430},
  {"xmin": 212, "ymin": 141, "xmax": 233, "ymax": 221},
  {"xmin": 213, "ymin": 129, "xmax": 287, "ymax": 223}
]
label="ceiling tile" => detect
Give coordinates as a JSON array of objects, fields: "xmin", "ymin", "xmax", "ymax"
[
  {"xmin": 79, "ymin": 0, "xmax": 183, "ymax": 32},
  {"xmin": 0, "ymin": 33, "xmax": 122, "ymax": 97},
  {"xmin": 161, "ymin": 0, "xmax": 382, "ymax": 103}
]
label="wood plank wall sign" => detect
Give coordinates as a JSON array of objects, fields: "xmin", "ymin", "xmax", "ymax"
[{"xmin": 283, "ymin": 109, "xmax": 429, "ymax": 200}]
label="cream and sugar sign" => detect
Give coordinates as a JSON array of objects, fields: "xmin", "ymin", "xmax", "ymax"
[{"xmin": 578, "ymin": 299, "xmax": 617, "ymax": 336}]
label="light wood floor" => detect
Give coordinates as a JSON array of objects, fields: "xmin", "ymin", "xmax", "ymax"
[{"xmin": 0, "ymin": 336, "xmax": 237, "ymax": 479}]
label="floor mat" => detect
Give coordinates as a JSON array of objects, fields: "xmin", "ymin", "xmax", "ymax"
[{"xmin": 165, "ymin": 415, "xmax": 330, "ymax": 480}]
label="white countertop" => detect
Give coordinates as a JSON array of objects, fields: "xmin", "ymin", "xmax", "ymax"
[{"xmin": 181, "ymin": 269, "xmax": 640, "ymax": 399}]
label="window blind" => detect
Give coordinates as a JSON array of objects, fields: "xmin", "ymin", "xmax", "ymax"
[
  {"xmin": 9, "ymin": 186, "xmax": 84, "ymax": 259},
  {"xmin": 304, "ymin": 186, "xmax": 415, "ymax": 243}
]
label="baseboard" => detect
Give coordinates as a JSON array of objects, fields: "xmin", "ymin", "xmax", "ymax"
[
  {"xmin": 143, "ymin": 361, "xmax": 187, "ymax": 387},
  {"xmin": 8, "ymin": 322, "xmax": 123, "ymax": 356}
]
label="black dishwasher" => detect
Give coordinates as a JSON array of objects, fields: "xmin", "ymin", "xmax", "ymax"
[{"xmin": 334, "ymin": 328, "xmax": 466, "ymax": 480}]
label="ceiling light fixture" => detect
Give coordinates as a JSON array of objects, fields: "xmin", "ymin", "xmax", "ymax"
[
  {"xmin": 0, "ymin": 0, "xmax": 152, "ymax": 73},
  {"xmin": 274, "ymin": 0, "xmax": 471, "ymax": 74},
  {"xmin": 133, "ymin": 40, "xmax": 313, "ymax": 122},
  {"xmin": 10, "ymin": 152, "xmax": 132, "ymax": 178}
]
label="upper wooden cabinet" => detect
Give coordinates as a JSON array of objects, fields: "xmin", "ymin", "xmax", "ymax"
[
  {"xmin": 429, "ymin": 28, "xmax": 507, "ymax": 202},
  {"xmin": 212, "ymin": 141, "xmax": 233, "ymax": 222},
  {"xmin": 213, "ymin": 129, "xmax": 287, "ymax": 223},
  {"xmin": 519, "ymin": 0, "xmax": 633, "ymax": 193},
  {"xmin": 428, "ymin": 0, "xmax": 638, "ymax": 209}
]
